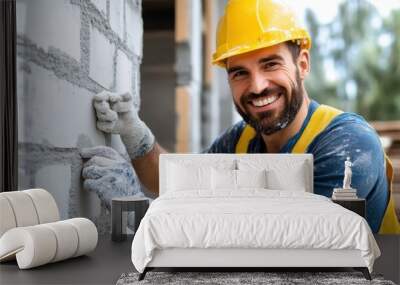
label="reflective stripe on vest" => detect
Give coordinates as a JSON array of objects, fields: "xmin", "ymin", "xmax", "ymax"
[
  {"xmin": 291, "ymin": 105, "xmax": 343, "ymax": 153},
  {"xmin": 235, "ymin": 104, "xmax": 400, "ymax": 234},
  {"xmin": 380, "ymin": 155, "xmax": 400, "ymax": 234}
]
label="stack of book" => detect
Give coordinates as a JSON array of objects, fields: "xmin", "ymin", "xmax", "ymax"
[{"xmin": 332, "ymin": 188, "xmax": 358, "ymax": 200}]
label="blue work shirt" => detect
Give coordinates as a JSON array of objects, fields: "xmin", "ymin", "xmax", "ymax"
[{"xmin": 205, "ymin": 100, "xmax": 388, "ymax": 233}]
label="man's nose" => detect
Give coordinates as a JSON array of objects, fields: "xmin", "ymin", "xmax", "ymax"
[{"xmin": 249, "ymin": 72, "xmax": 269, "ymax": 95}]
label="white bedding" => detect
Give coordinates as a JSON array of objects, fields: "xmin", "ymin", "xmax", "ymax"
[{"xmin": 131, "ymin": 190, "xmax": 380, "ymax": 273}]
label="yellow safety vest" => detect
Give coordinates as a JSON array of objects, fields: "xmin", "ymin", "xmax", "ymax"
[{"xmin": 235, "ymin": 104, "xmax": 400, "ymax": 234}]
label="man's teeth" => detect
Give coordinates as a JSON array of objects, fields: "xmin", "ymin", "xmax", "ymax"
[{"xmin": 252, "ymin": 94, "xmax": 279, "ymax": 107}]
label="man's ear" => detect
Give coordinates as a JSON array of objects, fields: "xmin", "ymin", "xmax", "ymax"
[{"xmin": 297, "ymin": 49, "xmax": 310, "ymax": 79}]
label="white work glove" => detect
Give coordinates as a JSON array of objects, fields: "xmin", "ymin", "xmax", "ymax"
[
  {"xmin": 80, "ymin": 146, "xmax": 144, "ymax": 209},
  {"xmin": 93, "ymin": 91, "xmax": 155, "ymax": 159}
]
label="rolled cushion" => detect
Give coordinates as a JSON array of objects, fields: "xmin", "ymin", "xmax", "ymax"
[
  {"xmin": 24, "ymin": 188, "xmax": 60, "ymax": 223},
  {"xmin": 62, "ymin": 218, "xmax": 98, "ymax": 257},
  {"xmin": 0, "ymin": 196, "xmax": 17, "ymax": 237},
  {"xmin": 42, "ymin": 221, "xmax": 79, "ymax": 262},
  {"xmin": 0, "ymin": 191, "xmax": 39, "ymax": 228},
  {"xmin": 0, "ymin": 218, "xmax": 98, "ymax": 269},
  {"xmin": 0, "ymin": 226, "xmax": 57, "ymax": 268},
  {"xmin": 0, "ymin": 189, "xmax": 60, "ymax": 238}
]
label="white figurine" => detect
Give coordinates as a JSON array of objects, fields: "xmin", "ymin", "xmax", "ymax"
[
  {"xmin": 343, "ymin": 157, "xmax": 353, "ymax": 189},
  {"xmin": 332, "ymin": 157, "xmax": 357, "ymax": 199}
]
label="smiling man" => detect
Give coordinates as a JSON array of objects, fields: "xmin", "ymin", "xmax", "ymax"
[
  {"xmin": 81, "ymin": 0, "xmax": 399, "ymax": 234},
  {"xmin": 223, "ymin": 43, "xmax": 309, "ymax": 153}
]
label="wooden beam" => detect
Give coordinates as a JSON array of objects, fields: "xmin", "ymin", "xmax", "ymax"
[
  {"xmin": 175, "ymin": 0, "xmax": 189, "ymax": 43},
  {"xmin": 175, "ymin": 86, "xmax": 190, "ymax": 153},
  {"xmin": 204, "ymin": 0, "xmax": 214, "ymax": 88}
]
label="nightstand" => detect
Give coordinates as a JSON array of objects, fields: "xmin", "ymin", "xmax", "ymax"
[{"xmin": 331, "ymin": 198, "xmax": 366, "ymax": 218}]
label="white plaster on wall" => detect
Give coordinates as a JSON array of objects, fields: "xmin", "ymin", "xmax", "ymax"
[
  {"xmin": 16, "ymin": 0, "xmax": 81, "ymax": 62},
  {"xmin": 110, "ymin": 134, "xmax": 128, "ymax": 158},
  {"xmin": 17, "ymin": 168, "xmax": 31, "ymax": 192},
  {"xmin": 35, "ymin": 164, "xmax": 71, "ymax": 220},
  {"xmin": 79, "ymin": 182, "xmax": 101, "ymax": 228},
  {"xmin": 91, "ymin": 0, "xmax": 107, "ymax": 17},
  {"xmin": 89, "ymin": 25, "xmax": 115, "ymax": 89},
  {"xmin": 16, "ymin": 0, "xmax": 27, "ymax": 35},
  {"xmin": 126, "ymin": 0, "xmax": 143, "ymax": 57},
  {"xmin": 20, "ymin": 63, "xmax": 105, "ymax": 147},
  {"xmin": 109, "ymin": 0, "xmax": 125, "ymax": 39},
  {"xmin": 133, "ymin": 68, "xmax": 140, "ymax": 105},
  {"xmin": 116, "ymin": 49, "xmax": 133, "ymax": 94},
  {"xmin": 16, "ymin": 57, "xmax": 27, "ymax": 143}
]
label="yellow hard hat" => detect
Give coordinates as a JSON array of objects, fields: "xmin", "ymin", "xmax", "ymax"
[{"xmin": 212, "ymin": 0, "xmax": 312, "ymax": 68}]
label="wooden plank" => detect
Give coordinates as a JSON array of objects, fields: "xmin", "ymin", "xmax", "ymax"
[
  {"xmin": 175, "ymin": 86, "xmax": 190, "ymax": 152},
  {"xmin": 370, "ymin": 121, "xmax": 400, "ymax": 132},
  {"xmin": 204, "ymin": 0, "xmax": 215, "ymax": 87},
  {"xmin": 175, "ymin": 0, "xmax": 189, "ymax": 43}
]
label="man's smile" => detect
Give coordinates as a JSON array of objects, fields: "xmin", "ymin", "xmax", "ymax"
[
  {"xmin": 247, "ymin": 92, "xmax": 283, "ymax": 113},
  {"xmin": 250, "ymin": 93, "xmax": 281, "ymax": 107}
]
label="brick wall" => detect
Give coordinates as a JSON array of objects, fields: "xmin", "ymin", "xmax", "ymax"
[{"xmin": 16, "ymin": 0, "xmax": 143, "ymax": 233}]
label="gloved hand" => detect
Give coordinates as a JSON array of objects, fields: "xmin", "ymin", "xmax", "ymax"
[
  {"xmin": 93, "ymin": 91, "xmax": 155, "ymax": 159},
  {"xmin": 80, "ymin": 146, "xmax": 144, "ymax": 209}
]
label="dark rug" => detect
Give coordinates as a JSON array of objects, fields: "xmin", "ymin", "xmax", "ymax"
[{"xmin": 116, "ymin": 271, "xmax": 396, "ymax": 285}]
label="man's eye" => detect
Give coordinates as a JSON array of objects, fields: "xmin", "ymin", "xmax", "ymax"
[
  {"xmin": 232, "ymin": 70, "xmax": 248, "ymax": 80},
  {"xmin": 263, "ymin": 62, "xmax": 278, "ymax": 70}
]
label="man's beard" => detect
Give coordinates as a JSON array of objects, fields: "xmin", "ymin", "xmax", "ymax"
[{"xmin": 234, "ymin": 70, "xmax": 304, "ymax": 136}]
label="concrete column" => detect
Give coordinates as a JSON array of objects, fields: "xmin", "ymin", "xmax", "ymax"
[
  {"xmin": 204, "ymin": 0, "xmax": 239, "ymax": 141},
  {"xmin": 175, "ymin": 0, "xmax": 202, "ymax": 153},
  {"xmin": 202, "ymin": 0, "xmax": 220, "ymax": 149}
]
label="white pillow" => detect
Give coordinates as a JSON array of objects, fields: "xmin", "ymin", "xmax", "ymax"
[
  {"xmin": 267, "ymin": 166, "xmax": 307, "ymax": 192},
  {"xmin": 167, "ymin": 163, "xmax": 211, "ymax": 191},
  {"xmin": 211, "ymin": 168, "xmax": 236, "ymax": 190},
  {"xmin": 236, "ymin": 169, "xmax": 267, "ymax": 189},
  {"xmin": 238, "ymin": 158, "xmax": 309, "ymax": 192},
  {"xmin": 166, "ymin": 158, "xmax": 236, "ymax": 171}
]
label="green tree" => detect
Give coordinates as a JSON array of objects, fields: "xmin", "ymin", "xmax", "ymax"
[
  {"xmin": 304, "ymin": 9, "xmax": 338, "ymax": 107},
  {"xmin": 358, "ymin": 10, "xmax": 400, "ymax": 120},
  {"xmin": 305, "ymin": 1, "xmax": 400, "ymax": 120}
]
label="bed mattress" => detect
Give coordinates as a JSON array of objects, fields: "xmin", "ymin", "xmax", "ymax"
[{"xmin": 131, "ymin": 190, "xmax": 380, "ymax": 273}]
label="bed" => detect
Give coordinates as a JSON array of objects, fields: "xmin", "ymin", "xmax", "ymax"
[{"xmin": 131, "ymin": 154, "xmax": 380, "ymax": 280}]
